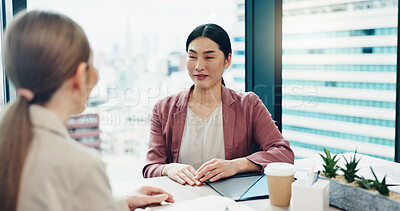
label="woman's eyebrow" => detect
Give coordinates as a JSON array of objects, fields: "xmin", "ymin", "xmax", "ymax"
[{"xmin": 188, "ymin": 49, "xmax": 216, "ymax": 54}]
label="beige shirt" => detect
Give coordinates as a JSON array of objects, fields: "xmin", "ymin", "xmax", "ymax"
[
  {"xmin": 17, "ymin": 105, "xmax": 129, "ymax": 211},
  {"xmin": 178, "ymin": 103, "xmax": 225, "ymax": 169}
]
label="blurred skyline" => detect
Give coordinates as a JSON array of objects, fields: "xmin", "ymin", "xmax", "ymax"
[
  {"xmin": 28, "ymin": 0, "xmax": 236, "ymax": 55},
  {"xmin": 27, "ymin": 1, "xmax": 245, "ymax": 171}
]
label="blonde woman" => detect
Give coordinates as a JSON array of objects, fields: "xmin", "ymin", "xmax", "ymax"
[{"xmin": 0, "ymin": 11, "xmax": 173, "ymax": 211}]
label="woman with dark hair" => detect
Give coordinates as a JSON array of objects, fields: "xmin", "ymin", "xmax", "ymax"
[
  {"xmin": 143, "ymin": 24, "xmax": 294, "ymax": 185},
  {"xmin": 0, "ymin": 11, "xmax": 173, "ymax": 211}
]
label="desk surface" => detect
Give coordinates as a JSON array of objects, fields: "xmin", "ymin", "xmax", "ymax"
[
  {"xmin": 113, "ymin": 176, "xmax": 340, "ymax": 211},
  {"xmin": 111, "ymin": 153, "xmax": 400, "ymax": 210}
]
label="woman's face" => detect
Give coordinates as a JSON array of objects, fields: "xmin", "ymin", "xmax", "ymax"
[{"xmin": 186, "ymin": 37, "xmax": 231, "ymax": 91}]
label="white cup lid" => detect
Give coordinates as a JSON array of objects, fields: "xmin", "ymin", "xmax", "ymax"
[{"xmin": 264, "ymin": 162, "xmax": 295, "ymax": 176}]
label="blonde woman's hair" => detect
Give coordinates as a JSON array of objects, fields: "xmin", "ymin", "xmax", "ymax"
[{"xmin": 0, "ymin": 10, "xmax": 90, "ymax": 211}]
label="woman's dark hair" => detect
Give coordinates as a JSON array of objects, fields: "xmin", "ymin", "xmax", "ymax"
[
  {"xmin": 0, "ymin": 10, "xmax": 90, "ymax": 211},
  {"xmin": 186, "ymin": 23, "xmax": 232, "ymax": 86}
]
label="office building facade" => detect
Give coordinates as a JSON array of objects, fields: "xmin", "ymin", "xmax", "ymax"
[
  {"xmin": 282, "ymin": 0, "xmax": 398, "ymax": 160},
  {"xmin": 224, "ymin": 0, "xmax": 246, "ymax": 92}
]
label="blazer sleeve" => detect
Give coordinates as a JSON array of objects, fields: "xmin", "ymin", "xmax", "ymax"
[
  {"xmin": 245, "ymin": 93, "xmax": 295, "ymax": 172},
  {"xmin": 142, "ymin": 101, "xmax": 168, "ymax": 178},
  {"xmin": 73, "ymin": 152, "xmax": 129, "ymax": 211}
]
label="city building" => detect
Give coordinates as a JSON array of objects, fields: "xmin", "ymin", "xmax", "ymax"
[
  {"xmin": 282, "ymin": 0, "xmax": 397, "ymax": 160},
  {"xmin": 167, "ymin": 52, "xmax": 186, "ymax": 76},
  {"xmin": 224, "ymin": 0, "xmax": 246, "ymax": 92},
  {"xmin": 68, "ymin": 113, "xmax": 101, "ymax": 151}
]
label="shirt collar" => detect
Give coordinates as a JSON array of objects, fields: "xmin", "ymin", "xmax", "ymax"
[{"xmin": 29, "ymin": 104, "xmax": 70, "ymax": 139}]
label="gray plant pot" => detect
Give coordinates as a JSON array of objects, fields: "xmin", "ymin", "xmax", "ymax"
[{"xmin": 320, "ymin": 177, "xmax": 400, "ymax": 211}]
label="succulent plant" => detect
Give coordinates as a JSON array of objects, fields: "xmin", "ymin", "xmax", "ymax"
[
  {"xmin": 356, "ymin": 176, "xmax": 372, "ymax": 189},
  {"xmin": 340, "ymin": 150, "xmax": 361, "ymax": 183},
  {"xmin": 319, "ymin": 148, "xmax": 339, "ymax": 178},
  {"xmin": 370, "ymin": 167, "xmax": 389, "ymax": 196}
]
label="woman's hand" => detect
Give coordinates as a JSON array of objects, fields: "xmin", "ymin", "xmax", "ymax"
[
  {"xmin": 126, "ymin": 186, "xmax": 174, "ymax": 210},
  {"xmin": 162, "ymin": 163, "xmax": 201, "ymax": 186},
  {"xmin": 194, "ymin": 158, "xmax": 239, "ymax": 183},
  {"xmin": 195, "ymin": 158, "xmax": 261, "ymax": 183}
]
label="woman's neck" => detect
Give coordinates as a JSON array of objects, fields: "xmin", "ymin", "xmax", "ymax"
[
  {"xmin": 43, "ymin": 87, "xmax": 75, "ymax": 125},
  {"xmin": 192, "ymin": 84, "xmax": 222, "ymax": 106}
]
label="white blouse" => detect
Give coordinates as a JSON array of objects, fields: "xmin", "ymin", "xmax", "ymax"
[{"xmin": 178, "ymin": 102, "xmax": 225, "ymax": 169}]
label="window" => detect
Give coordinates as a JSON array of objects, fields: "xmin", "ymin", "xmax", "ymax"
[
  {"xmin": 28, "ymin": 0, "xmax": 245, "ymax": 181},
  {"xmin": 0, "ymin": 53, "xmax": 4, "ymax": 112},
  {"xmin": 0, "ymin": 3, "xmax": 5, "ymax": 111},
  {"xmin": 281, "ymin": 0, "xmax": 398, "ymax": 161}
]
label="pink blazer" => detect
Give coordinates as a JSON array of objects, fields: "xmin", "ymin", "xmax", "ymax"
[{"xmin": 143, "ymin": 85, "xmax": 294, "ymax": 178}]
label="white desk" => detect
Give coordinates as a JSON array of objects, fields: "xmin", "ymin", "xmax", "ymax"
[
  {"xmin": 111, "ymin": 153, "xmax": 400, "ymax": 210},
  {"xmin": 112, "ymin": 176, "xmax": 317, "ymax": 211}
]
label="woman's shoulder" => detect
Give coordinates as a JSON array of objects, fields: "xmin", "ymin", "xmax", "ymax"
[
  {"xmin": 154, "ymin": 89, "xmax": 189, "ymax": 110},
  {"xmin": 224, "ymin": 86, "xmax": 260, "ymax": 103},
  {"xmin": 222, "ymin": 87, "xmax": 268, "ymax": 116},
  {"xmin": 24, "ymin": 133, "xmax": 105, "ymax": 193},
  {"xmin": 34, "ymin": 131, "xmax": 103, "ymax": 170},
  {"xmin": 62, "ymin": 139, "xmax": 105, "ymax": 171},
  {"xmin": 157, "ymin": 91, "xmax": 184, "ymax": 104}
]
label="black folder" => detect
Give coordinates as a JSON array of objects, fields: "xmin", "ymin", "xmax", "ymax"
[{"xmin": 205, "ymin": 172, "xmax": 269, "ymax": 201}]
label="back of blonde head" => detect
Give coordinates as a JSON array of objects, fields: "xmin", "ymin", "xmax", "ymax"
[{"xmin": 0, "ymin": 10, "xmax": 90, "ymax": 211}]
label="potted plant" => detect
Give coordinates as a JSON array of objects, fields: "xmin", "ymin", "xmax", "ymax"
[
  {"xmin": 340, "ymin": 150, "xmax": 360, "ymax": 183},
  {"xmin": 319, "ymin": 149, "xmax": 400, "ymax": 211},
  {"xmin": 319, "ymin": 148, "xmax": 339, "ymax": 178}
]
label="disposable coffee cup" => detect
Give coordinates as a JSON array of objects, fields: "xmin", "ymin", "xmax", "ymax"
[{"xmin": 264, "ymin": 162, "xmax": 295, "ymax": 206}]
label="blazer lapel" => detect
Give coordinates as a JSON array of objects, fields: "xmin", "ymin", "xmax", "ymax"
[
  {"xmin": 171, "ymin": 110, "xmax": 186, "ymax": 162},
  {"xmin": 170, "ymin": 86, "xmax": 191, "ymax": 162},
  {"xmin": 221, "ymin": 85, "xmax": 236, "ymax": 160}
]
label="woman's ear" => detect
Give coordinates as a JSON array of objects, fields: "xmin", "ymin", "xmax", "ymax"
[
  {"xmin": 224, "ymin": 53, "xmax": 232, "ymax": 69},
  {"xmin": 71, "ymin": 62, "xmax": 88, "ymax": 92}
]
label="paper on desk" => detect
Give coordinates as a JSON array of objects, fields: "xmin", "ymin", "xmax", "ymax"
[
  {"xmin": 295, "ymin": 154, "xmax": 400, "ymax": 186},
  {"xmin": 355, "ymin": 164, "xmax": 400, "ymax": 185},
  {"xmin": 389, "ymin": 186, "xmax": 400, "ymax": 194},
  {"xmin": 151, "ymin": 195, "xmax": 256, "ymax": 211},
  {"xmin": 334, "ymin": 154, "xmax": 400, "ymax": 186},
  {"xmin": 368, "ymin": 164, "xmax": 400, "ymax": 194}
]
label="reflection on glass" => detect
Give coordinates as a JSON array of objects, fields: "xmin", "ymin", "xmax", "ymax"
[
  {"xmin": 28, "ymin": 0, "xmax": 245, "ymax": 181},
  {"xmin": 282, "ymin": 0, "xmax": 397, "ymax": 161}
]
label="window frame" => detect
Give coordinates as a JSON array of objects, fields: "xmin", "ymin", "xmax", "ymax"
[
  {"xmin": 2, "ymin": 0, "xmax": 25, "ymax": 104},
  {"xmin": 395, "ymin": 1, "xmax": 400, "ymax": 162},
  {"xmin": 245, "ymin": 0, "xmax": 282, "ymax": 130}
]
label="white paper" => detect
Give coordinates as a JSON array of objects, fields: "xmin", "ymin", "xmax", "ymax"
[
  {"xmin": 356, "ymin": 164, "xmax": 400, "ymax": 185},
  {"xmin": 335, "ymin": 153, "xmax": 400, "ymax": 185},
  {"xmin": 296, "ymin": 153, "xmax": 400, "ymax": 186},
  {"xmin": 151, "ymin": 195, "xmax": 256, "ymax": 211}
]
